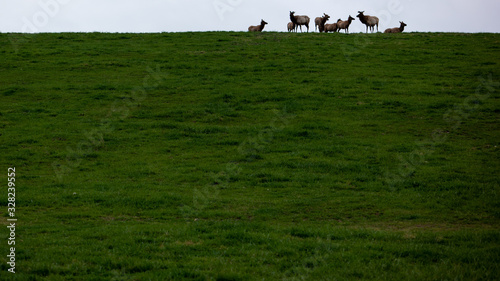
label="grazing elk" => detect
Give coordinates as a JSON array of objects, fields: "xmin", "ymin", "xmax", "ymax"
[
  {"xmin": 248, "ymin": 19, "xmax": 268, "ymax": 32},
  {"xmin": 324, "ymin": 19, "xmax": 341, "ymax": 33},
  {"xmin": 337, "ymin": 15, "xmax": 355, "ymax": 33},
  {"xmin": 315, "ymin": 13, "xmax": 330, "ymax": 32},
  {"xmin": 384, "ymin": 21, "xmax": 407, "ymax": 33},
  {"xmin": 356, "ymin": 11, "xmax": 379, "ymax": 33},
  {"xmin": 287, "ymin": 22, "xmax": 296, "ymax": 32},
  {"xmin": 290, "ymin": 11, "xmax": 310, "ymax": 33}
]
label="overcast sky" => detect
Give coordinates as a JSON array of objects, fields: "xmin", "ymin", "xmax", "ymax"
[{"xmin": 1, "ymin": 0, "xmax": 499, "ymax": 33}]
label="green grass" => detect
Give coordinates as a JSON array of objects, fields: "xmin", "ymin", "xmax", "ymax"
[{"xmin": 1, "ymin": 32, "xmax": 499, "ymax": 280}]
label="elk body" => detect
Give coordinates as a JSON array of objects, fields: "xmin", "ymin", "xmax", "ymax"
[
  {"xmin": 356, "ymin": 11, "xmax": 379, "ymax": 33},
  {"xmin": 324, "ymin": 19, "xmax": 341, "ymax": 33},
  {"xmin": 290, "ymin": 11, "xmax": 310, "ymax": 32},
  {"xmin": 315, "ymin": 13, "xmax": 330, "ymax": 32},
  {"xmin": 337, "ymin": 16, "xmax": 355, "ymax": 33},
  {"xmin": 248, "ymin": 19, "xmax": 268, "ymax": 32},
  {"xmin": 384, "ymin": 21, "xmax": 407, "ymax": 33},
  {"xmin": 287, "ymin": 22, "xmax": 295, "ymax": 32},
  {"xmin": 318, "ymin": 14, "xmax": 330, "ymax": 33}
]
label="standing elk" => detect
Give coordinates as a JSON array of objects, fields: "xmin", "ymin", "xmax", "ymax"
[
  {"xmin": 337, "ymin": 15, "xmax": 355, "ymax": 33},
  {"xmin": 318, "ymin": 14, "xmax": 330, "ymax": 33},
  {"xmin": 356, "ymin": 11, "xmax": 379, "ymax": 33},
  {"xmin": 315, "ymin": 13, "xmax": 330, "ymax": 32},
  {"xmin": 290, "ymin": 11, "xmax": 310, "ymax": 33},
  {"xmin": 248, "ymin": 19, "xmax": 268, "ymax": 32},
  {"xmin": 324, "ymin": 19, "xmax": 341, "ymax": 33},
  {"xmin": 384, "ymin": 21, "xmax": 407, "ymax": 33},
  {"xmin": 287, "ymin": 22, "xmax": 296, "ymax": 32}
]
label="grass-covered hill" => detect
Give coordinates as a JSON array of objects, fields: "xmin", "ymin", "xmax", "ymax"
[{"xmin": 1, "ymin": 32, "xmax": 499, "ymax": 280}]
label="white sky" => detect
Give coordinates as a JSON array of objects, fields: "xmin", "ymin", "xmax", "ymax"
[{"xmin": 1, "ymin": 0, "xmax": 499, "ymax": 33}]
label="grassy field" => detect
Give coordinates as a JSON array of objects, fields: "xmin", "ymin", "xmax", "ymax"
[{"xmin": 0, "ymin": 31, "xmax": 499, "ymax": 280}]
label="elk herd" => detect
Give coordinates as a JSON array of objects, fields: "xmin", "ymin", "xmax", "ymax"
[{"xmin": 249, "ymin": 11, "xmax": 407, "ymax": 34}]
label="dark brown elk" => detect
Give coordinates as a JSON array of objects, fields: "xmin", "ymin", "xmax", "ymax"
[
  {"xmin": 318, "ymin": 14, "xmax": 330, "ymax": 33},
  {"xmin": 337, "ymin": 15, "xmax": 355, "ymax": 33},
  {"xmin": 356, "ymin": 11, "xmax": 379, "ymax": 33},
  {"xmin": 248, "ymin": 19, "xmax": 268, "ymax": 32},
  {"xmin": 315, "ymin": 13, "xmax": 330, "ymax": 32},
  {"xmin": 384, "ymin": 21, "xmax": 407, "ymax": 33},
  {"xmin": 290, "ymin": 11, "xmax": 310, "ymax": 33}
]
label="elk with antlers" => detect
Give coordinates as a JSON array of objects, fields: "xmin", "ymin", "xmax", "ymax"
[
  {"xmin": 315, "ymin": 13, "xmax": 330, "ymax": 32},
  {"xmin": 356, "ymin": 11, "xmax": 379, "ymax": 33}
]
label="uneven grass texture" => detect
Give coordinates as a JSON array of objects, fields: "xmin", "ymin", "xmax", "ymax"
[{"xmin": 0, "ymin": 32, "xmax": 499, "ymax": 280}]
